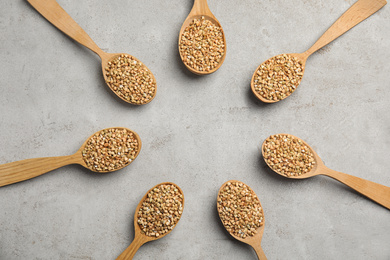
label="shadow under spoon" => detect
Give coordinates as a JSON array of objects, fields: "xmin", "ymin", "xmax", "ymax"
[
  {"xmin": 27, "ymin": 0, "xmax": 157, "ymax": 105},
  {"xmin": 251, "ymin": 0, "xmax": 387, "ymax": 103},
  {"xmin": 0, "ymin": 127, "xmax": 141, "ymax": 187},
  {"xmin": 262, "ymin": 134, "xmax": 390, "ymax": 210}
]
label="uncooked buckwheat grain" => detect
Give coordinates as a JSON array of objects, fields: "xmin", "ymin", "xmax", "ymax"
[
  {"xmin": 82, "ymin": 128, "xmax": 139, "ymax": 172},
  {"xmin": 253, "ymin": 54, "xmax": 304, "ymax": 101},
  {"xmin": 217, "ymin": 181, "xmax": 263, "ymax": 239},
  {"xmin": 137, "ymin": 183, "xmax": 184, "ymax": 237},
  {"xmin": 263, "ymin": 134, "xmax": 315, "ymax": 177},
  {"xmin": 105, "ymin": 54, "xmax": 156, "ymax": 105},
  {"xmin": 179, "ymin": 16, "xmax": 225, "ymax": 72}
]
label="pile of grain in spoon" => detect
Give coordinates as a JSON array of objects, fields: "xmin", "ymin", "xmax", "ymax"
[
  {"xmin": 137, "ymin": 183, "xmax": 184, "ymax": 237},
  {"xmin": 82, "ymin": 128, "xmax": 139, "ymax": 172},
  {"xmin": 263, "ymin": 134, "xmax": 315, "ymax": 177},
  {"xmin": 179, "ymin": 16, "xmax": 225, "ymax": 72},
  {"xmin": 105, "ymin": 54, "xmax": 156, "ymax": 105},
  {"xmin": 217, "ymin": 181, "xmax": 263, "ymax": 239},
  {"xmin": 252, "ymin": 54, "xmax": 304, "ymax": 101}
]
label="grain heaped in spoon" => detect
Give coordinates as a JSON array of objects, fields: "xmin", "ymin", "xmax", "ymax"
[
  {"xmin": 137, "ymin": 183, "xmax": 184, "ymax": 237},
  {"xmin": 262, "ymin": 134, "xmax": 315, "ymax": 177},
  {"xmin": 178, "ymin": 0, "xmax": 227, "ymax": 75},
  {"xmin": 82, "ymin": 128, "xmax": 141, "ymax": 172},
  {"xmin": 0, "ymin": 127, "xmax": 141, "ymax": 187},
  {"xmin": 217, "ymin": 180, "xmax": 267, "ymax": 260},
  {"xmin": 262, "ymin": 134, "xmax": 390, "ymax": 210},
  {"xmin": 179, "ymin": 16, "xmax": 225, "ymax": 73},
  {"xmin": 104, "ymin": 54, "xmax": 156, "ymax": 105},
  {"xmin": 252, "ymin": 54, "xmax": 304, "ymax": 102},
  {"xmin": 27, "ymin": 0, "xmax": 156, "ymax": 105},
  {"xmin": 251, "ymin": 0, "xmax": 387, "ymax": 103},
  {"xmin": 116, "ymin": 182, "xmax": 184, "ymax": 259}
]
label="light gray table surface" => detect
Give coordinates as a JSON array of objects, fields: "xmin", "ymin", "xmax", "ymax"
[{"xmin": 1, "ymin": 0, "xmax": 389, "ymax": 259}]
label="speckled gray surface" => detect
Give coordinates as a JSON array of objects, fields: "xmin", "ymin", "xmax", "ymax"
[{"xmin": 0, "ymin": 0, "xmax": 389, "ymax": 259}]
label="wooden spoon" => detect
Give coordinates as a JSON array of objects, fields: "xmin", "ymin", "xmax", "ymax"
[
  {"xmin": 116, "ymin": 182, "xmax": 184, "ymax": 260},
  {"xmin": 262, "ymin": 134, "xmax": 390, "ymax": 209},
  {"xmin": 0, "ymin": 127, "xmax": 141, "ymax": 188},
  {"xmin": 27, "ymin": 0, "xmax": 156, "ymax": 105},
  {"xmin": 251, "ymin": 0, "xmax": 387, "ymax": 103},
  {"xmin": 178, "ymin": 0, "xmax": 227, "ymax": 75},
  {"xmin": 217, "ymin": 180, "xmax": 267, "ymax": 260}
]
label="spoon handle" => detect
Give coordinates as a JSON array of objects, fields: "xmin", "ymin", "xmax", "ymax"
[
  {"xmin": 305, "ymin": 0, "xmax": 386, "ymax": 57},
  {"xmin": 27, "ymin": 0, "xmax": 104, "ymax": 57},
  {"xmin": 191, "ymin": 0, "xmax": 213, "ymax": 16},
  {"xmin": 116, "ymin": 236, "xmax": 147, "ymax": 260},
  {"xmin": 322, "ymin": 167, "xmax": 390, "ymax": 209},
  {"xmin": 0, "ymin": 154, "xmax": 80, "ymax": 187},
  {"xmin": 252, "ymin": 244, "xmax": 267, "ymax": 260}
]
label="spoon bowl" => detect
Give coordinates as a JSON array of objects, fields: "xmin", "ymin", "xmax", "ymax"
[
  {"xmin": 116, "ymin": 182, "xmax": 184, "ymax": 260},
  {"xmin": 261, "ymin": 133, "xmax": 320, "ymax": 179},
  {"xmin": 78, "ymin": 127, "xmax": 142, "ymax": 173},
  {"xmin": 99, "ymin": 53, "xmax": 157, "ymax": 105},
  {"xmin": 251, "ymin": 53, "xmax": 308, "ymax": 103},
  {"xmin": 262, "ymin": 134, "xmax": 390, "ymax": 209},
  {"xmin": 178, "ymin": 0, "xmax": 227, "ymax": 75},
  {"xmin": 251, "ymin": 0, "xmax": 386, "ymax": 103},
  {"xmin": 27, "ymin": 0, "xmax": 157, "ymax": 105},
  {"xmin": 217, "ymin": 180, "xmax": 267, "ymax": 260},
  {"xmin": 0, "ymin": 127, "xmax": 141, "ymax": 187}
]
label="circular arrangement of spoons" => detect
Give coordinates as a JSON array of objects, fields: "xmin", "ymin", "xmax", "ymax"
[
  {"xmin": 116, "ymin": 182, "xmax": 184, "ymax": 260},
  {"xmin": 27, "ymin": 0, "xmax": 157, "ymax": 105},
  {"xmin": 178, "ymin": 0, "xmax": 226, "ymax": 75},
  {"xmin": 0, "ymin": 0, "xmax": 388, "ymax": 258},
  {"xmin": 251, "ymin": 0, "xmax": 387, "ymax": 103},
  {"xmin": 262, "ymin": 134, "xmax": 390, "ymax": 209},
  {"xmin": 0, "ymin": 127, "xmax": 141, "ymax": 187}
]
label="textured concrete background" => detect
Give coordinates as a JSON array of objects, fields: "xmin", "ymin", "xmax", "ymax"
[{"xmin": 0, "ymin": 0, "xmax": 389, "ymax": 259}]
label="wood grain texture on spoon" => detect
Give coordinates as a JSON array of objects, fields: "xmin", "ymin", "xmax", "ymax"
[
  {"xmin": 27, "ymin": 0, "xmax": 157, "ymax": 104},
  {"xmin": 0, "ymin": 127, "xmax": 141, "ymax": 187},
  {"xmin": 262, "ymin": 134, "xmax": 390, "ymax": 210},
  {"xmin": 251, "ymin": 0, "xmax": 387, "ymax": 103}
]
